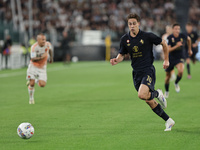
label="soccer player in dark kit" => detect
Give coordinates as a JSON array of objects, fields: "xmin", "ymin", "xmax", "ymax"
[
  {"xmin": 185, "ymin": 22, "xmax": 199, "ymax": 79},
  {"xmin": 164, "ymin": 23, "xmax": 192, "ymax": 98},
  {"xmin": 110, "ymin": 13, "xmax": 175, "ymax": 131}
]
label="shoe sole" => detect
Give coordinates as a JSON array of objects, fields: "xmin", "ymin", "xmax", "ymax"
[{"xmin": 164, "ymin": 123, "xmax": 175, "ymax": 131}]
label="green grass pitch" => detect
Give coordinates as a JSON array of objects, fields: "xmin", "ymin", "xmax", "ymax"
[{"xmin": 0, "ymin": 61, "xmax": 200, "ymax": 150}]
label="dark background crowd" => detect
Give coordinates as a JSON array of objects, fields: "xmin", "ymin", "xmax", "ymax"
[{"xmin": 0, "ymin": 0, "xmax": 199, "ymax": 43}]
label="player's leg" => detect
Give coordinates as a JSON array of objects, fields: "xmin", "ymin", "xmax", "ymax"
[
  {"xmin": 138, "ymin": 84, "xmax": 166, "ymax": 109},
  {"xmin": 38, "ymin": 67, "xmax": 47, "ymax": 88},
  {"xmin": 164, "ymin": 71, "xmax": 171, "ymax": 98},
  {"xmin": 186, "ymin": 58, "xmax": 191, "ymax": 79},
  {"xmin": 28, "ymin": 79, "xmax": 35, "ymax": 104},
  {"xmin": 26, "ymin": 64, "xmax": 36, "ymax": 104},
  {"xmin": 174, "ymin": 62, "xmax": 184, "ymax": 92},
  {"xmin": 138, "ymin": 84, "xmax": 175, "ymax": 131},
  {"xmin": 170, "ymin": 69, "xmax": 176, "ymax": 81},
  {"xmin": 38, "ymin": 80, "xmax": 46, "ymax": 87}
]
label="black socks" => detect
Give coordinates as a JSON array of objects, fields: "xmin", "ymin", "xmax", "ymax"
[
  {"xmin": 175, "ymin": 75, "xmax": 182, "ymax": 84},
  {"xmin": 152, "ymin": 104, "xmax": 169, "ymax": 121},
  {"xmin": 187, "ymin": 63, "xmax": 190, "ymax": 75}
]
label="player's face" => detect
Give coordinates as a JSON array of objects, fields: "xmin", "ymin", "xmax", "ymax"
[
  {"xmin": 172, "ymin": 26, "xmax": 180, "ymax": 36},
  {"xmin": 186, "ymin": 25, "xmax": 193, "ymax": 33},
  {"xmin": 128, "ymin": 18, "xmax": 140, "ymax": 35},
  {"xmin": 37, "ymin": 35, "xmax": 46, "ymax": 47}
]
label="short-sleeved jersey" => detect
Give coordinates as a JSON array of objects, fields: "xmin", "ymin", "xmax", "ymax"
[
  {"xmin": 167, "ymin": 33, "xmax": 187, "ymax": 60},
  {"xmin": 185, "ymin": 31, "xmax": 198, "ymax": 50},
  {"xmin": 30, "ymin": 41, "xmax": 52, "ymax": 68},
  {"xmin": 119, "ymin": 30, "xmax": 162, "ymax": 71}
]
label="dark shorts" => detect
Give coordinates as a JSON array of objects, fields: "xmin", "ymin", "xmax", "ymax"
[
  {"xmin": 185, "ymin": 48, "xmax": 198, "ymax": 61},
  {"xmin": 165, "ymin": 58, "xmax": 184, "ymax": 72},
  {"xmin": 132, "ymin": 65, "xmax": 156, "ymax": 92}
]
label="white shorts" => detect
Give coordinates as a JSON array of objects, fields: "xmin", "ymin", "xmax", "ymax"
[{"xmin": 26, "ymin": 63, "xmax": 47, "ymax": 82}]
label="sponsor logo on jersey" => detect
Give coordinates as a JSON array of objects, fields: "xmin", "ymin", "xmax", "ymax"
[
  {"xmin": 140, "ymin": 39, "xmax": 144, "ymax": 44},
  {"xmin": 133, "ymin": 46, "xmax": 139, "ymax": 52},
  {"xmin": 127, "ymin": 40, "xmax": 130, "ymax": 46}
]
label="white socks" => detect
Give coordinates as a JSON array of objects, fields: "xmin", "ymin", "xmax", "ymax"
[{"xmin": 28, "ymin": 85, "xmax": 35, "ymax": 100}]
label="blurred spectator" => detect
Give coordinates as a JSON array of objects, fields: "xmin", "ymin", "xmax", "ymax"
[
  {"xmin": 0, "ymin": 0, "xmax": 199, "ymax": 44},
  {"xmin": 60, "ymin": 30, "xmax": 71, "ymax": 64},
  {"xmin": 2, "ymin": 35, "xmax": 12, "ymax": 69},
  {"xmin": 21, "ymin": 43, "xmax": 28, "ymax": 67}
]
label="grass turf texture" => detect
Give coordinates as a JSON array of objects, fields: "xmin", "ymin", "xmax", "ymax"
[{"xmin": 0, "ymin": 61, "xmax": 200, "ymax": 150}]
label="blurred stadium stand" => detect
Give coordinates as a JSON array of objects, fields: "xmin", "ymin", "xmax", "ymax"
[{"xmin": 0, "ymin": 0, "xmax": 200, "ymax": 68}]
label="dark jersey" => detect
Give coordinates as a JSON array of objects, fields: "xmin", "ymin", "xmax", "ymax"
[
  {"xmin": 119, "ymin": 30, "xmax": 162, "ymax": 71},
  {"xmin": 167, "ymin": 33, "xmax": 187, "ymax": 61},
  {"xmin": 185, "ymin": 31, "xmax": 198, "ymax": 51}
]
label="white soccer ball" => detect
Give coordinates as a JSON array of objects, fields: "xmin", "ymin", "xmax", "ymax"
[
  {"xmin": 72, "ymin": 56, "xmax": 79, "ymax": 62},
  {"xmin": 17, "ymin": 122, "xmax": 34, "ymax": 139}
]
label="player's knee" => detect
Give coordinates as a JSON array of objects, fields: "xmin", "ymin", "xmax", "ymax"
[
  {"xmin": 29, "ymin": 82, "xmax": 35, "ymax": 87},
  {"xmin": 138, "ymin": 92, "xmax": 147, "ymax": 100},
  {"xmin": 40, "ymin": 83, "xmax": 46, "ymax": 87},
  {"xmin": 178, "ymin": 71, "xmax": 183, "ymax": 76},
  {"xmin": 38, "ymin": 82, "xmax": 46, "ymax": 87}
]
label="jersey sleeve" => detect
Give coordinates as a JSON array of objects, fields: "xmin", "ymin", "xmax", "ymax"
[
  {"xmin": 46, "ymin": 41, "xmax": 52, "ymax": 50},
  {"xmin": 118, "ymin": 37, "xmax": 128, "ymax": 55},
  {"xmin": 30, "ymin": 44, "xmax": 37, "ymax": 58},
  {"xmin": 149, "ymin": 33, "xmax": 162, "ymax": 45}
]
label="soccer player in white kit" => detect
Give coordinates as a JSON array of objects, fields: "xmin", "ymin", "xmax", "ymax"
[{"xmin": 26, "ymin": 33, "xmax": 53, "ymax": 104}]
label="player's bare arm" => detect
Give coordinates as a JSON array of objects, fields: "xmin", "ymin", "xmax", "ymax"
[
  {"xmin": 31, "ymin": 52, "xmax": 48, "ymax": 62},
  {"xmin": 161, "ymin": 40, "xmax": 169, "ymax": 69},
  {"xmin": 192, "ymin": 37, "xmax": 200, "ymax": 48},
  {"xmin": 49, "ymin": 49, "xmax": 53, "ymax": 63},
  {"xmin": 187, "ymin": 36, "xmax": 192, "ymax": 56},
  {"xmin": 168, "ymin": 41, "xmax": 183, "ymax": 53},
  {"xmin": 110, "ymin": 54, "xmax": 124, "ymax": 66}
]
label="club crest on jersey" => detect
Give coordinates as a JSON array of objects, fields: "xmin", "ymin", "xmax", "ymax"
[
  {"xmin": 133, "ymin": 46, "xmax": 139, "ymax": 52},
  {"xmin": 45, "ymin": 48, "xmax": 47, "ymax": 52},
  {"xmin": 180, "ymin": 38, "xmax": 183, "ymax": 42},
  {"xmin": 191, "ymin": 34, "xmax": 194, "ymax": 38},
  {"xmin": 172, "ymin": 38, "xmax": 175, "ymax": 43},
  {"xmin": 140, "ymin": 39, "xmax": 144, "ymax": 44},
  {"xmin": 127, "ymin": 40, "xmax": 130, "ymax": 46}
]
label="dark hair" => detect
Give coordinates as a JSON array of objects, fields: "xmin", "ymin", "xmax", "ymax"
[
  {"xmin": 172, "ymin": 23, "xmax": 180, "ymax": 28},
  {"xmin": 126, "ymin": 13, "xmax": 141, "ymax": 22}
]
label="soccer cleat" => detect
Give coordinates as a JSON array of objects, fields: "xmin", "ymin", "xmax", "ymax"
[
  {"xmin": 164, "ymin": 118, "xmax": 175, "ymax": 131},
  {"xmin": 164, "ymin": 91, "xmax": 169, "ymax": 98},
  {"xmin": 174, "ymin": 83, "xmax": 180, "ymax": 92},
  {"xmin": 26, "ymin": 80, "xmax": 30, "ymax": 86},
  {"xmin": 29, "ymin": 99, "xmax": 35, "ymax": 104},
  {"xmin": 157, "ymin": 89, "xmax": 167, "ymax": 109},
  {"xmin": 187, "ymin": 75, "xmax": 191, "ymax": 79}
]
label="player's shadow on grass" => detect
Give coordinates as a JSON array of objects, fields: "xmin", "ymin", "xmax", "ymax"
[{"xmin": 175, "ymin": 128, "xmax": 200, "ymax": 134}]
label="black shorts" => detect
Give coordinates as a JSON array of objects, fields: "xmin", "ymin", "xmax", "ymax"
[
  {"xmin": 165, "ymin": 58, "xmax": 184, "ymax": 72},
  {"xmin": 185, "ymin": 48, "xmax": 198, "ymax": 61},
  {"xmin": 132, "ymin": 65, "xmax": 156, "ymax": 92}
]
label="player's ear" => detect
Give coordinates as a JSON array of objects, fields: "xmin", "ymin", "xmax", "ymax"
[{"xmin": 137, "ymin": 22, "xmax": 140, "ymax": 26}]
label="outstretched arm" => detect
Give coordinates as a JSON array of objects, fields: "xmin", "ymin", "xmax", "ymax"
[
  {"xmin": 168, "ymin": 41, "xmax": 183, "ymax": 53},
  {"xmin": 187, "ymin": 36, "xmax": 192, "ymax": 56},
  {"xmin": 161, "ymin": 40, "xmax": 169, "ymax": 69},
  {"xmin": 49, "ymin": 49, "xmax": 53, "ymax": 63},
  {"xmin": 31, "ymin": 52, "xmax": 48, "ymax": 62},
  {"xmin": 110, "ymin": 54, "xmax": 124, "ymax": 66}
]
